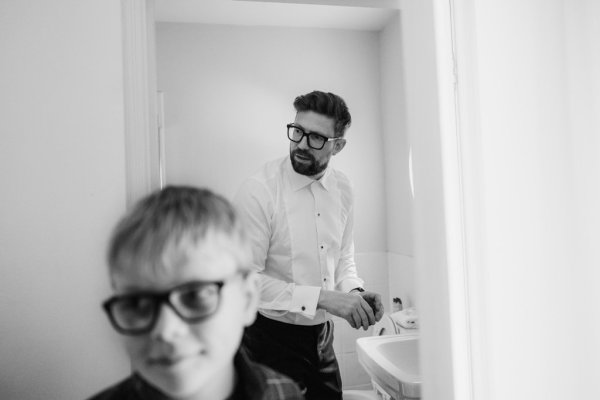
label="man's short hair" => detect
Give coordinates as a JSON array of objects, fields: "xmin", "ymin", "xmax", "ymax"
[
  {"xmin": 293, "ymin": 90, "xmax": 352, "ymax": 137},
  {"xmin": 107, "ymin": 186, "xmax": 251, "ymax": 277}
]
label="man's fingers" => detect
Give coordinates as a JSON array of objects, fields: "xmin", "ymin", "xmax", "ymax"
[
  {"xmin": 369, "ymin": 295, "xmax": 384, "ymax": 321},
  {"xmin": 355, "ymin": 304, "xmax": 370, "ymax": 330},
  {"xmin": 362, "ymin": 292, "xmax": 384, "ymax": 322},
  {"xmin": 360, "ymin": 298, "xmax": 376, "ymax": 326},
  {"xmin": 339, "ymin": 292, "xmax": 381, "ymax": 329},
  {"xmin": 374, "ymin": 298, "xmax": 384, "ymax": 321},
  {"xmin": 349, "ymin": 312, "xmax": 360, "ymax": 329}
]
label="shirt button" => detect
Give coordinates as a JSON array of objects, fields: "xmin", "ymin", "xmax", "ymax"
[
  {"xmin": 320, "ymin": 245, "xmax": 324, "ymax": 249},
  {"xmin": 323, "ymin": 278, "xmax": 327, "ymax": 282},
  {"xmin": 317, "ymin": 213, "xmax": 321, "ymax": 217},
  {"xmin": 301, "ymin": 306, "xmax": 306, "ymax": 311}
]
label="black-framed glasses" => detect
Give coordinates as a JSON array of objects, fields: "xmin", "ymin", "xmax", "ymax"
[
  {"xmin": 287, "ymin": 124, "xmax": 343, "ymax": 150},
  {"xmin": 102, "ymin": 274, "xmax": 246, "ymax": 336}
]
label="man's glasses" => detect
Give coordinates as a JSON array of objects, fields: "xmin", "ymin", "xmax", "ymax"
[
  {"xmin": 102, "ymin": 274, "xmax": 245, "ymax": 335},
  {"xmin": 287, "ymin": 124, "xmax": 343, "ymax": 150}
]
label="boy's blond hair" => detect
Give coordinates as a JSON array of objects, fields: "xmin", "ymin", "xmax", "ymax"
[{"xmin": 107, "ymin": 186, "xmax": 251, "ymax": 277}]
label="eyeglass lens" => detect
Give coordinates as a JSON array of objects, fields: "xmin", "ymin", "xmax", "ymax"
[
  {"xmin": 105, "ymin": 281, "xmax": 222, "ymax": 334},
  {"xmin": 288, "ymin": 125, "xmax": 326, "ymax": 149}
]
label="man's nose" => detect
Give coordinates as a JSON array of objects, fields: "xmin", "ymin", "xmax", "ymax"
[{"xmin": 150, "ymin": 303, "xmax": 188, "ymax": 340}]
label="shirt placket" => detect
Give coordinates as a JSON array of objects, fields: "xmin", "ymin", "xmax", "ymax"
[{"xmin": 312, "ymin": 181, "xmax": 334, "ymax": 291}]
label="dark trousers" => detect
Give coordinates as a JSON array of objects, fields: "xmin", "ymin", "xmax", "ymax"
[{"xmin": 242, "ymin": 313, "xmax": 343, "ymax": 400}]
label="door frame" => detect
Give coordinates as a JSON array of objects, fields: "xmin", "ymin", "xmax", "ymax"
[{"xmin": 120, "ymin": 1, "xmax": 479, "ymax": 399}]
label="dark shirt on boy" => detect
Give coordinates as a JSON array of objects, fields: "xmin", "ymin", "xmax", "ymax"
[{"xmin": 88, "ymin": 349, "xmax": 304, "ymax": 400}]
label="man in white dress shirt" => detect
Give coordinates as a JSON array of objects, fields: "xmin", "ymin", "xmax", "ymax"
[{"xmin": 233, "ymin": 90, "xmax": 383, "ymax": 399}]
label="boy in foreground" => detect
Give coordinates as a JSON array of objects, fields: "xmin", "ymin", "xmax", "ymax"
[{"xmin": 88, "ymin": 186, "xmax": 303, "ymax": 400}]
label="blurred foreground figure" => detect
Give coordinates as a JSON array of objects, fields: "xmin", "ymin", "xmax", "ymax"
[{"xmin": 88, "ymin": 186, "xmax": 304, "ymax": 400}]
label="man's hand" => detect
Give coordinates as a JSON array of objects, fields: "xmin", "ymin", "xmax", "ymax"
[
  {"xmin": 357, "ymin": 291, "xmax": 384, "ymax": 322},
  {"xmin": 317, "ymin": 290, "xmax": 376, "ymax": 330}
]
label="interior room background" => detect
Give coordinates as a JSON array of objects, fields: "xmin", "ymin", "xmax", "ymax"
[{"xmin": 154, "ymin": 18, "xmax": 415, "ymax": 390}]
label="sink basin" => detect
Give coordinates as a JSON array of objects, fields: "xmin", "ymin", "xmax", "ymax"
[{"xmin": 356, "ymin": 333, "xmax": 421, "ymax": 399}]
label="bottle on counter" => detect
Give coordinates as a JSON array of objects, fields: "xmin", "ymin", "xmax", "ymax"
[{"xmin": 392, "ymin": 297, "xmax": 403, "ymax": 312}]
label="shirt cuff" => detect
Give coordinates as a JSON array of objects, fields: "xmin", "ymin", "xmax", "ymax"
[
  {"xmin": 338, "ymin": 278, "xmax": 365, "ymax": 294},
  {"xmin": 289, "ymin": 286, "xmax": 321, "ymax": 318}
]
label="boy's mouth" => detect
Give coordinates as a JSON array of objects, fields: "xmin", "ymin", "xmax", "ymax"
[
  {"xmin": 150, "ymin": 356, "xmax": 185, "ymax": 366},
  {"xmin": 149, "ymin": 350, "xmax": 203, "ymax": 367}
]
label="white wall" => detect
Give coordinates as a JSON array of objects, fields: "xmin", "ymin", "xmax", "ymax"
[
  {"xmin": 380, "ymin": 13, "xmax": 417, "ymax": 311},
  {"xmin": 567, "ymin": 0, "xmax": 600, "ymax": 392},
  {"xmin": 0, "ymin": 1, "xmax": 130, "ymax": 399},
  {"xmin": 380, "ymin": 13, "xmax": 413, "ymax": 258},
  {"xmin": 456, "ymin": 0, "xmax": 600, "ymax": 399}
]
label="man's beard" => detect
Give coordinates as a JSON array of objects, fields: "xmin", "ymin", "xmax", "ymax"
[{"xmin": 290, "ymin": 148, "xmax": 328, "ymax": 177}]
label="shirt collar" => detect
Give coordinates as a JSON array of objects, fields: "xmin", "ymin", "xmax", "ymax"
[{"xmin": 285, "ymin": 155, "xmax": 332, "ymax": 192}]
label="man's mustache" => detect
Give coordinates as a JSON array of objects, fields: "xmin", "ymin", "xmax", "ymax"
[{"xmin": 292, "ymin": 149, "xmax": 314, "ymax": 162}]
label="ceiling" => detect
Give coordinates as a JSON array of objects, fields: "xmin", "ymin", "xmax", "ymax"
[{"xmin": 154, "ymin": 0, "xmax": 400, "ymax": 31}]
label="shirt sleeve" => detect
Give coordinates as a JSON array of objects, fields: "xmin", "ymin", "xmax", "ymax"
[
  {"xmin": 233, "ymin": 177, "xmax": 321, "ymax": 318},
  {"xmin": 334, "ymin": 188, "xmax": 364, "ymax": 293}
]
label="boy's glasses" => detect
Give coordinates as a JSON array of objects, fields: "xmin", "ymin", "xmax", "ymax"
[
  {"xmin": 102, "ymin": 274, "xmax": 245, "ymax": 336},
  {"xmin": 287, "ymin": 124, "xmax": 343, "ymax": 150}
]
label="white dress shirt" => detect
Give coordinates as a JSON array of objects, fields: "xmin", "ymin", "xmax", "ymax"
[{"xmin": 233, "ymin": 156, "xmax": 364, "ymax": 325}]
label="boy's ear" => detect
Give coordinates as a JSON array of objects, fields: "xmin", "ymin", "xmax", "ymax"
[{"xmin": 242, "ymin": 271, "xmax": 260, "ymax": 327}]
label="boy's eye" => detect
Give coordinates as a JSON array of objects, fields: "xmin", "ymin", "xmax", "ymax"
[
  {"xmin": 114, "ymin": 296, "xmax": 155, "ymax": 319},
  {"xmin": 178, "ymin": 285, "xmax": 219, "ymax": 311}
]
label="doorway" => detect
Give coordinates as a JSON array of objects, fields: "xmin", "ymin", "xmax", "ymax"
[{"xmin": 121, "ymin": 1, "xmax": 470, "ymax": 399}]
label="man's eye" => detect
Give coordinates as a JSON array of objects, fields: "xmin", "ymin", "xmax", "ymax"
[{"xmin": 309, "ymin": 133, "xmax": 325, "ymax": 143}]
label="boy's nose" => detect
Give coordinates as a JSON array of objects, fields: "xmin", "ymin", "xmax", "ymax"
[{"xmin": 150, "ymin": 303, "xmax": 188, "ymax": 340}]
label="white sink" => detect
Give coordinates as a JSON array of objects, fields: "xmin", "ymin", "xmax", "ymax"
[{"xmin": 356, "ymin": 333, "xmax": 421, "ymax": 399}]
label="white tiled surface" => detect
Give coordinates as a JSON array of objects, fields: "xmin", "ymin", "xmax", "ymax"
[
  {"xmin": 387, "ymin": 252, "xmax": 416, "ymax": 310},
  {"xmin": 355, "ymin": 252, "xmax": 391, "ymax": 308},
  {"xmin": 334, "ymin": 251, "xmax": 415, "ymax": 390}
]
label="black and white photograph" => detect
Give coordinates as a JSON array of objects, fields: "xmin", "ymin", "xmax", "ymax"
[{"xmin": 1, "ymin": 1, "xmax": 599, "ymax": 399}]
